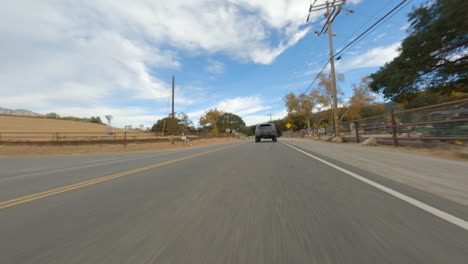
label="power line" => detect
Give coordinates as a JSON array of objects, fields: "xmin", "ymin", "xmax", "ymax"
[
  {"xmin": 336, "ymin": 0, "xmax": 396, "ymax": 49},
  {"xmin": 354, "ymin": 0, "xmax": 415, "ymax": 42},
  {"xmin": 301, "ymin": 0, "xmax": 413, "ymax": 95},
  {"xmin": 333, "ymin": 0, "xmax": 411, "ymax": 58},
  {"xmin": 302, "ymin": 60, "xmax": 330, "ymax": 94}
]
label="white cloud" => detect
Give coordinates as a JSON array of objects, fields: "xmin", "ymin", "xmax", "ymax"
[
  {"xmin": 216, "ymin": 96, "xmax": 271, "ymax": 115},
  {"xmin": 251, "ymin": 27, "xmax": 311, "ymax": 64},
  {"xmin": 205, "ymin": 59, "xmax": 225, "ymax": 74},
  {"xmin": 187, "ymin": 96, "xmax": 272, "ymax": 125},
  {"xmin": 37, "ymin": 106, "xmax": 165, "ymax": 128},
  {"xmin": 400, "ymin": 22, "xmax": 410, "ymax": 31},
  {"xmin": 89, "ymin": 0, "xmax": 319, "ymax": 64},
  {"xmin": 0, "ymin": 0, "xmax": 318, "ymax": 107},
  {"xmin": 242, "ymin": 109, "xmax": 287, "ymax": 126},
  {"xmin": 0, "ymin": 0, "xmax": 364, "ymax": 127},
  {"xmin": 373, "ymin": 33, "xmax": 386, "ymax": 41},
  {"xmin": 337, "ymin": 42, "xmax": 401, "ymax": 72}
]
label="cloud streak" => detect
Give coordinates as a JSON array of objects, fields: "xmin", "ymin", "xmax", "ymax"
[
  {"xmin": 187, "ymin": 96, "xmax": 274, "ymax": 126},
  {"xmin": 336, "ymin": 42, "xmax": 401, "ymax": 72},
  {"xmin": 0, "ymin": 0, "xmax": 319, "ymax": 127}
]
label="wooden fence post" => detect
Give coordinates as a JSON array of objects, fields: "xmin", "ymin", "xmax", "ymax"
[
  {"xmin": 56, "ymin": 132, "xmax": 59, "ymax": 142},
  {"xmin": 124, "ymin": 131, "xmax": 127, "ymax": 148},
  {"xmin": 354, "ymin": 121, "xmax": 360, "ymax": 143},
  {"xmin": 390, "ymin": 109, "xmax": 398, "ymax": 146}
]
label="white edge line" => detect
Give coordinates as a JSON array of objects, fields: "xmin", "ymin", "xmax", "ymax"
[{"xmin": 281, "ymin": 141, "xmax": 468, "ymax": 231}]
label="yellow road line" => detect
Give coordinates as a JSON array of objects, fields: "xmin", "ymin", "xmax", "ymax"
[{"xmin": 0, "ymin": 143, "xmax": 242, "ymax": 210}]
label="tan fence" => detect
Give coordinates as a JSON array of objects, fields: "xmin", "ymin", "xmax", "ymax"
[
  {"xmin": 0, "ymin": 131, "xmax": 230, "ymax": 145},
  {"xmin": 315, "ymin": 98, "xmax": 468, "ymax": 145}
]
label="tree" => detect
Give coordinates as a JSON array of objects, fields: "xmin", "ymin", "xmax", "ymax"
[
  {"xmin": 316, "ymin": 72, "xmax": 344, "ymax": 109},
  {"xmin": 90, "ymin": 116, "xmax": 103, "ymax": 124},
  {"xmin": 199, "ymin": 109, "xmax": 221, "ymax": 127},
  {"xmin": 45, "ymin": 112, "xmax": 60, "ymax": 119},
  {"xmin": 151, "ymin": 112, "xmax": 193, "ymax": 133},
  {"xmin": 396, "ymin": 90, "xmax": 468, "ymax": 109},
  {"xmin": 105, "ymin": 115, "xmax": 113, "ymax": 125},
  {"xmin": 347, "ymin": 76, "xmax": 375, "ymax": 120},
  {"xmin": 307, "ymin": 72, "xmax": 344, "ymax": 129},
  {"xmin": 217, "ymin": 112, "xmax": 245, "ymax": 133},
  {"xmin": 359, "ymin": 103, "xmax": 385, "ymax": 118},
  {"xmin": 369, "ymin": 0, "xmax": 468, "ymax": 102},
  {"xmin": 241, "ymin": 125, "xmax": 256, "ymax": 137},
  {"xmin": 199, "ymin": 108, "xmax": 222, "ymax": 134},
  {"xmin": 284, "ymin": 92, "xmax": 316, "ymax": 129},
  {"xmin": 176, "ymin": 112, "xmax": 193, "ymax": 132}
]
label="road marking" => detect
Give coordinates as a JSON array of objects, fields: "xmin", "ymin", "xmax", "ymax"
[
  {"xmin": 0, "ymin": 143, "xmax": 243, "ymax": 210},
  {"xmin": 281, "ymin": 141, "xmax": 468, "ymax": 231},
  {"xmin": 0, "ymin": 149, "xmax": 190, "ymax": 183}
]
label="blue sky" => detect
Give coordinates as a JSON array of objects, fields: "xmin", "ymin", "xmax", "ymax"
[{"xmin": 0, "ymin": 0, "xmax": 425, "ymax": 128}]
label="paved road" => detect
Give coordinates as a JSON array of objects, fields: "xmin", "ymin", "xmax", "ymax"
[{"xmin": 1, "ymin": 140, "xmax": 467, "ymax": 263}]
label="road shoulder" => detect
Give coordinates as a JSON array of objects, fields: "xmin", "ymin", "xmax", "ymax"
[{"xmin": 281, "ymin": 138, "xmax": 468, "ymax": 219}]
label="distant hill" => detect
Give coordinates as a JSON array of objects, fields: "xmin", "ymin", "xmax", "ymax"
[{"xmin": 0, "ymin": 107, "xmax": 43, "ymax": 117}]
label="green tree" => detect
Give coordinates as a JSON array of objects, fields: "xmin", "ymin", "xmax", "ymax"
[
  {"xmin": 45, "ymin": 112, "xmax": 60, "ymax": 119},
  {"xmin": 176, "ymin": 112, "xmax": 193, "ymax": 132},
  {"xmin": 241, "ymin": 125, "xmax": 256, "ymax": 136},
  {"xmin": 217, "ymin": 112, "xmax": 245, "ymax": 133},
  {"xmin": 151, "ymin": 116, "xmax": 167, "ymax": 133},
  {"xmin": 90, "ymin": 116, "xmax": 103, "ymax": 124},
  {"xmin": 369, "ymin": 0, "xmax": 468, "ymax": 102},
  {"xmin": 151, "ymin": 112, "xmax": 193, "ymax": 133},
  {"xmin": 359, "ymin": 103, "xmax": 385, "ymax": 118},
  {"xmin": 397, "ymin": 90, "xmax": 468, "ymax": 109}
]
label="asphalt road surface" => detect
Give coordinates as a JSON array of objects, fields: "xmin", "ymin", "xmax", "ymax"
[{"xmin": 1, "ymin": 140, "xmax": 467, "ymax": 263}]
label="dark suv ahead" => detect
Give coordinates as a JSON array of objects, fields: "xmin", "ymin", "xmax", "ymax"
[{"xmin": 255, "ymin": 123, "xmax": 277, "ymax": 142}]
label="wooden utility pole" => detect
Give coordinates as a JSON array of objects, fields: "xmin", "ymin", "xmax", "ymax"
[
  {"xmin": 306, "ymin": 0, "xmax": 346, "ymax": 137},
  {"xmin": 326, "ymin": 1, "xmax": 339, "ymax": 137},
  {"xmin": 171, "ymin": 75, "xmax": 175, "ymax": 144},
  {"xmin": 161, "ymin": 119, "xmax": 166, "ymax": 137}
]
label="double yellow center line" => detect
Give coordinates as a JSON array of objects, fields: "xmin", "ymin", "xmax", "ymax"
[{"xmin": 0, "ymin": 143, "xmax": 242, "ymax": 210}]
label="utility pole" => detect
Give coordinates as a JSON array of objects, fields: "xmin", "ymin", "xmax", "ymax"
[
  {"xmin": 171, "ymin": 75, "xmax": 175, "ymax": 144},
  {"xmin": 161, "ymin": 119, "xmax": 166, "ymax": 137},
  {"xmin": 326, "ymin": 2, "xmax": 339, "ymax": 136},
  {"xmin": 268, "ymin": 114, "xmax": 272, "ymax": 122},
  {"xmin": 306, "ymin": 0, "xmax": 347, "ymax": 137}
]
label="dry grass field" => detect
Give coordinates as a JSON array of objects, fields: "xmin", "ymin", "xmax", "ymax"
[
  {"xmin": 0, "ymin": 115, "xmax": 239, "ymax": 156},
  {"xmin": 0, "ymin": 114, "xmax": 123, "ymax": 133},
  {"xmin": 0, "ymin": 137, "xmax": 240, "ymax": 157},
  {"xmin": 0, "ymin": 115, "xmax": 138, "ymax": 142}
]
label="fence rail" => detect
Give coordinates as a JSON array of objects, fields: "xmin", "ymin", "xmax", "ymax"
[
  {"xmin": 311, "ymin": 98, "xmax": 468, "ymax": 145},
  {"xmin": 0, "ymin": 131, "xmax": 231, "ymax": 146}
]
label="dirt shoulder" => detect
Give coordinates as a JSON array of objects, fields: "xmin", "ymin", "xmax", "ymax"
[
  {"xmin": 282, "ymin": 138, "xmax": 468, "ymax": 206},
  {"xmin": 0, "ymin": 137, "xmax": 240, "ymax": 157},
  {"xmin": 370, "ymin": 143, "xmax": 468, "ymax": 161}
]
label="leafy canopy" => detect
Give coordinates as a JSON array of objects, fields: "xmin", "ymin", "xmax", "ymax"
[{"xmin": 369, "ymin": 0, "xmax": 468, "ymax": 102}]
